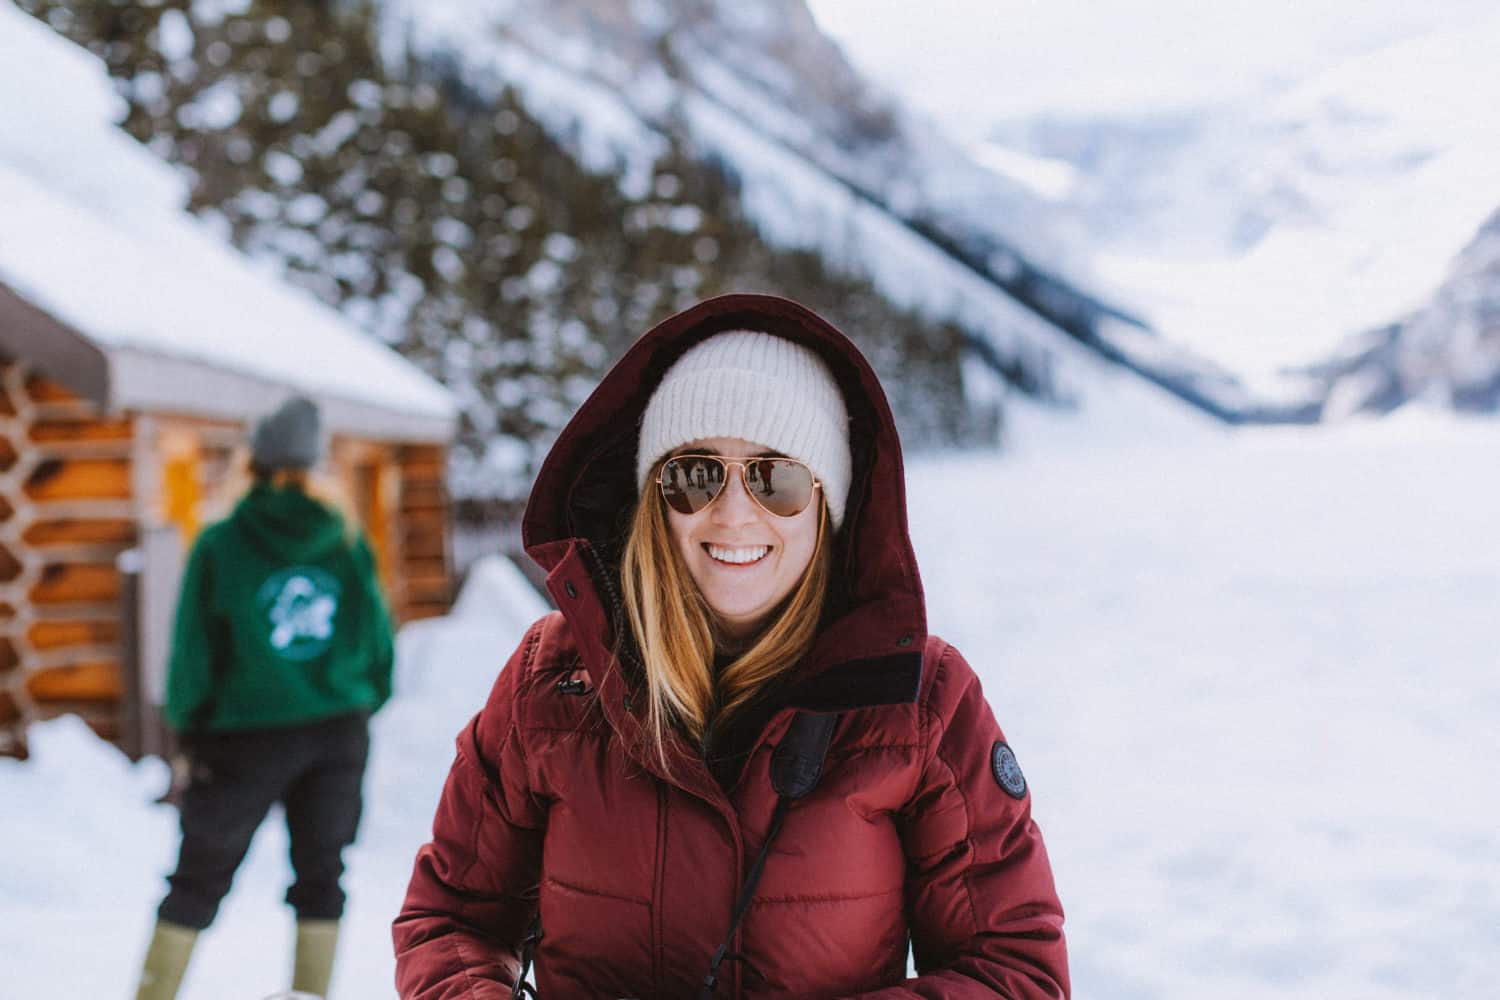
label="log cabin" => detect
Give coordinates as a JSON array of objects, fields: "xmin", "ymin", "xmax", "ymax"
[
  {"xmin": 0, "ymin": 9, "xmax": 460, "ymax": 758},
  {"xmin": 0, "ymin": 292, "xmax": 458, "ymax": 760},
  {"xmin": 0, "ymin": 290, "xmax": 459, "ymax": 760}
]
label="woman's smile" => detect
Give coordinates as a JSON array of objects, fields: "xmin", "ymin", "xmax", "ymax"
[
  {"xmin": 703, "ymin": 542, "xmax": 772, "ymax": 566},
  {"xmin": 668, "ymin": 436, "xmax": 820, "ymax": 637}
]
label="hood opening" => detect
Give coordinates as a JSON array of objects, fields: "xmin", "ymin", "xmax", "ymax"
[{"xmin": 523, "ymin": 294, "xmax": 925, "ymax": 679}]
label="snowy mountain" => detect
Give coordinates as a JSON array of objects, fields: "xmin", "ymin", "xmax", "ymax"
[
  {"xmin": 382, "ymin": 0, "xmax": 1251, "ymax": 422},
  {"xmin": 984, "ymin": 6, "xmax": 1500, "ymax": 417},
  {"xmin": 1305, "ymin": 206, "xmax": 1500, "ymax": 415}
]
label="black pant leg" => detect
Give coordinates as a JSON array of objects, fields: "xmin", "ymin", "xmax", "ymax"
[
  {"xmin": 159, "ymin": 732, "xmax": 290, "ymax": 929},
  {"xmin": 282, "ymin": 714, "xmax": 370, "ymax": 920}
]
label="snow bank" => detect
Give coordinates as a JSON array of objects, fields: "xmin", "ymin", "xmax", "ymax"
[{"xmin": 0, "ymin": 555, "xmax": 548, "ymax": 998}]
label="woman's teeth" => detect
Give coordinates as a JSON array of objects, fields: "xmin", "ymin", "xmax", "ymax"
[{"xmin": 706, "ymin": 544, "xmax": 770, "ymax": 565}]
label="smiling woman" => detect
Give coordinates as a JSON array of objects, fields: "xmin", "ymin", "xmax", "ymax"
[
  {"xmin": 659, "ymin": 443, "xmax": 825, "ymax": 629},
  {"xmin": 394, "ymin": 294, "xmax": 1069, "ymax": 998}
]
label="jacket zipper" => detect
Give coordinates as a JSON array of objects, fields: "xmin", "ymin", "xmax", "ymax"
[{"xmin": 582, "ymin": 537, "xmax": 746, "ymax": 996}]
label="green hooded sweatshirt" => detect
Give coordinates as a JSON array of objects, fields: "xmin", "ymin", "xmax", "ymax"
[{"xmin": 164, "ymin": 483, "xmax": 395, "ymax": 733}]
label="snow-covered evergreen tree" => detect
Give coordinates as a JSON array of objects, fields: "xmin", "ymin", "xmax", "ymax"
[{"xmin": 21, "ymin": 0, "xmax": 1020, "ymax": 503}]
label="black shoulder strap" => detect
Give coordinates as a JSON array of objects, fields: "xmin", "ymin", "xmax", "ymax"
[
  {"xmin": 698, "ymin": 710, "xmax": 841, "ymax": 998},
  {"xmin": 770, "ymin": 710, "xmax": 839, "ymax": 799}
]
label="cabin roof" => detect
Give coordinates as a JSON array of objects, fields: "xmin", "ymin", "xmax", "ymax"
[{"xmin": 0, "ymin": 6, "xmax": 458, "ymax": 444}]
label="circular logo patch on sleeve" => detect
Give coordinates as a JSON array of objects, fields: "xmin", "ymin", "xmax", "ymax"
[{"xmin": 990, "ymin": 741, "xmax": 1027, "ymax": 799}]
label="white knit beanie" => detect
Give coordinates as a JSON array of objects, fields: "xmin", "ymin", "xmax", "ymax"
[{"xmin": 636, "ymin": 330, "xmax": 853, "ymax": 528}]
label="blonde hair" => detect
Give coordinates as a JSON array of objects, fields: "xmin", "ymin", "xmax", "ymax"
[{"xmin": 620, "ymin": 460, "xmax": 833, "ymax": 773}]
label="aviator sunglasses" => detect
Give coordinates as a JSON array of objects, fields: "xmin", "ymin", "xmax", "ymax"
[{"xmin": 657, "ymin": 454, "xmax": 821, "ymax": 518}]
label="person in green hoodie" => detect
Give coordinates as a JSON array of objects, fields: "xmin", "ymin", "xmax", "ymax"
[{"xmin": 135, "ymin": 395, "xmax": 395, "ymax": 1000}]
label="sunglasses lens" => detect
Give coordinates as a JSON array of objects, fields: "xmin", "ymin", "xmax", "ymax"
[
  {"xmin": 660, "ymin": 456, "xmax": 727, "ymax": 514},
  {"xmin": 660, "ymin": 456, "xmax": 817, "ymax": 517},
  {"xmin": 744, "ymin": 458, "xmax": 815, "ymax": 517}
]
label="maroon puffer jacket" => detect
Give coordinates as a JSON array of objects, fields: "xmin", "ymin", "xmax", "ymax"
[{"xmin": 394, "ymin": 295, "xmax": 1068, "ymax": 998}]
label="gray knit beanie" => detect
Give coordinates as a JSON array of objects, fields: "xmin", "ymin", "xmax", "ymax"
[
  {"xmin": 636, "ymin": 331, "xmax": 852, "ymax": 527},
  {"xmin": 251, "ymin": 395, "xmax": 322, "ymax": 470}
]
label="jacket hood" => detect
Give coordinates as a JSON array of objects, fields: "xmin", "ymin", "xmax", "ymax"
[
  {"xmin": 232, "ymin": 482, "xmax": 347, "ymax": 563},
  {"xmin": 523, "ymin": 294, "xmax": 926, "ymax": 712}
]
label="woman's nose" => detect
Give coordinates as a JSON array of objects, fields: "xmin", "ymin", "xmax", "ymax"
[{"xmin": 710, "ymin": 465, "xmax": 759, "ymax": 524}]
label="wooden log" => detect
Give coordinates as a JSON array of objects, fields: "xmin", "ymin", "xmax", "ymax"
[
  {"xmin": 399, "ymin": 513, "xmax": 448, "ymax": 552},
  {"xmin": 24, "ymin": 458, "xmax": 132, "ymax": 501},
  {"xmin": 401, "ymin": 574, "xmax": 452, "ymax": 605},
  {"xmin": 29, "ymin": 620, "xmax": 120, "ymax": 650},
  {"xmin": 0, "ymin": 378, "xmax": 14, "ymax": 417},
  {"xmin": 24, "ymin": 375, "xmax": 80, "ymax": 403},
  {"xmin": 0, "ymin": 494, "xmax": 12, "ymax": 522},
  {"xmin": 402, "ymin": 601, "xmax": 450, "ymax": 622},
  {"xmin": 399, "ymin": 528, "xmax": 447, "ymax": 560},
  {"xmin": 23, "ymin": 519, "xmax": 136, "ymax": 546},
  {"xmin": 29, "ymin": 418, "xmax": 133, "ymax": 443},
  {"xmin": 399, "ymin": 460, "xmax": 446, "ymax": 481},
  {"xmin": 0, "ymin": 689, "xmax": 20, "ymax": 725},
  {"xmin": 400, "ymin": 481, "xmax": 446, "ymax": 511},
  {"xmin": 30, "ymin": 563, "xmax": 120, "ymax": 605},
  {"xmin": 0, "ymin": 434, "xmax": 15, "ymax": 473},
  {"xmin": 398, "ymin": 444, "xmax": 445, "ymax": 465},
  {"xmin": 400, "ymin": 508, "xmax": 448, "ymax": 532},
  {"xmin": 403, "ymin": 556, "xmax": 449, "ymax": 578},
  {"xmin": 356, "ymin": 460, "xmax": 392, "ymax": 589},
  {"xmin": 0, "ymin": 541, "xmax": 20, "ymax": 582},
  {"xmin": 1, "ymin": 638, "xmax": 17, "ymax": 675},
  {"xmin": 28, "ymin": 601, "xmax": 120, "ymax": 622},
  {"xmin": 27, "ymin": 661, "xmax": 122, "ymax": 701},
  {"xmin": 34, "ymin": 701, "xmax": 119, "ymax": 740}
]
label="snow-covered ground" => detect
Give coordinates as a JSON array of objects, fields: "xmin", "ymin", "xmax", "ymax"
[{"xmin": 3, "ymin": 416, "xmax": 1497, "ymax": 998}]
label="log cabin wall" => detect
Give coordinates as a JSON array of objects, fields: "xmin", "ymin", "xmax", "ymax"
[
  {"xmin": 329, "ymin": 437, "xmax": 395, "ymax": 596},
  {"xmin": 395, "ymin": 443, "xmax": 451, "ymax": 622},
  {"xmin": 0, "ymin": 359, "xmax": 136, "ymax": 759},
  {"xmin": 329, "ymin": 436, "xmax": 453, "ymax": 623}
]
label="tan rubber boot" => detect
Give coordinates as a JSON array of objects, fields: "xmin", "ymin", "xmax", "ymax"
[
  {"xmin": 291, "ymin": 918, "xmax": 340, "ymax": 998},
  {"xmin": 135, "ymin": 920, "xmax": 199, "ymax": 1000}
]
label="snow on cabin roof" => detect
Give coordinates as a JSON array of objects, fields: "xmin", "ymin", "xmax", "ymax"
[{"xmin": 0, "ymin": 5, "xmax": 458, "ymax": 444}]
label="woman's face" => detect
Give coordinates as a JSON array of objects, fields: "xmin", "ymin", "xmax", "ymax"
[{"xmin": 665, "ymin": 436, "xmax": 821, "ymax": 639}]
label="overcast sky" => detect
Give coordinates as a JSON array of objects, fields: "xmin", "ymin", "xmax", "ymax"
[{"xmin": 805, "ymin": 1, "xmax": 1493, "ymax": 134}]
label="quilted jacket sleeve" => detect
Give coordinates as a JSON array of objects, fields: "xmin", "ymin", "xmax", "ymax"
[
  {"xmin": 852, "ymin": 642, "xmax": 1069, "ymax": 999},
  {"xmin": 392, "ymin": 620, "xmax": 549, "ymax": 999}
]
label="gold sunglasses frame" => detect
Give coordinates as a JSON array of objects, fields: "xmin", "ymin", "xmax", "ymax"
[{"xmin": 656, "ymin": 454, "xmax": 822, "ymax": 518}]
